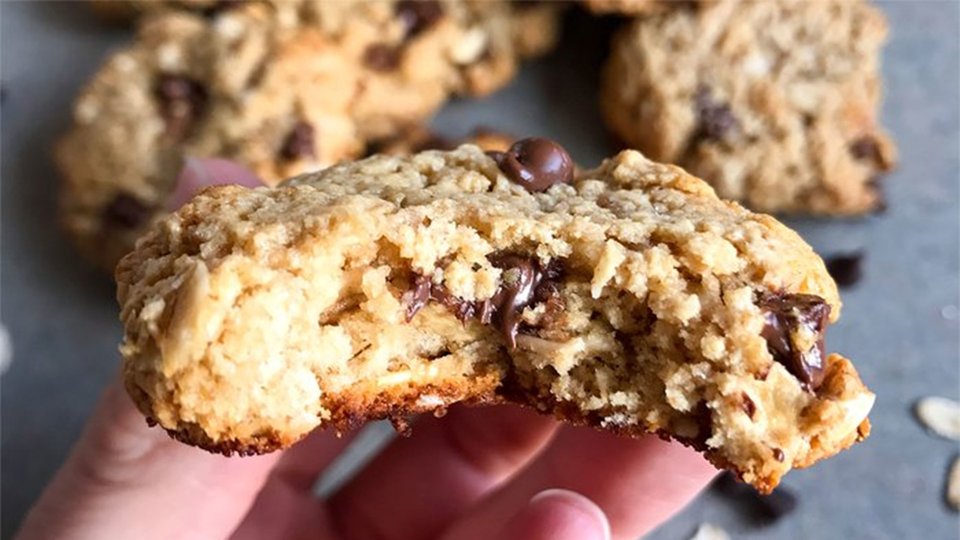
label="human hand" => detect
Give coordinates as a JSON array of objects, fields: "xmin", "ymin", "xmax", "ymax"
[{"xmin": 16, "ymin": 159, "xmax": 717, "ymax": 540}]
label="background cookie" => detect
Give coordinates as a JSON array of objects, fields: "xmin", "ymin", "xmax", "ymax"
[
  {"xmin": 60, "ymin": 0, "xmax": 561, "ymax": 270},
  {"xmin": 601, "ymin": 0, "xmax": 896, "ymax": 214}
]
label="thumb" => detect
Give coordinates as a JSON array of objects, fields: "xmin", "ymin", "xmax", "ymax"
[{"xmin": 15, "ymin": 379, "xmax": 280, "ymax": 540}]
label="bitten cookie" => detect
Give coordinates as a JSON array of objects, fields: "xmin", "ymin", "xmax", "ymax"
[
  {"xmin": 601, "ymin": 0, "xmax": 896, "ymax": 214},
  {"xmin": 59, "ymin": 1, "xmax": 560, "ymax": 270},
  {"xmin": 117, "ymin": 139, "xmax": 874, "ymax": 492}
]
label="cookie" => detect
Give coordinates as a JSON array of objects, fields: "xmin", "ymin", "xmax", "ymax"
[
  {"xmin": 368, "ymin": 125, "xmax": 515, "ymax": 155},
  {"xmin": 601, "ymin": 0, "xmax": 896, "ymax": 214},
  {"xmin": 116, "ymin": 139, "xmax": 874, "ymax": 492},
  {"xmin": 60, "ymin": 1, "xmax": 561, "ymax": 270},
  {"xmin": 582, "ymin": 0, "xmax": 665, "ymax": 15}
]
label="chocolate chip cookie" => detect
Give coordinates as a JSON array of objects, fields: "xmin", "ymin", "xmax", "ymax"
[
  {"xmin": 59, "ymin": 1, "xmax": 561, "ymax": 270},
  {"xmin": 117, "ymin": 139, "xmax": 873, "ymax": 492},
  {"xmin": 601, "ymin": 0, "xmax": 896, "ymax": 214}
]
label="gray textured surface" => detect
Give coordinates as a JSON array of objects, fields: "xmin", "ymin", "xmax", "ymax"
[{"xmin": 2, "ymin": 2, "xmax": 958, "ymax": 538}]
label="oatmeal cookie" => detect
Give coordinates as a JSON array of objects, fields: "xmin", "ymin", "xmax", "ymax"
[{"xmin": 117, "ymin": 139, "xmax": 873, "ymax": 491}]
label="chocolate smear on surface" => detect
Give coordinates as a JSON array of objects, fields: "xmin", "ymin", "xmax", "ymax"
[{"xmin": 757, "ymin": 293, "xmax": 830, "ymax": 390}]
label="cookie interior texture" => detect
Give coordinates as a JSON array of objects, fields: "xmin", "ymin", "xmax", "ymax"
[{"xmin": 117, "ymin": 145, "xmax": 873, "ymax": 492}]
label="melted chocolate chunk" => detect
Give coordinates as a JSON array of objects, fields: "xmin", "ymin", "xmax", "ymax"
[
  {"xmin": 487, "ymin": 138, "xmax": 574, "ymax": 192},
  {"xmin": 363, "ymin": 43, "xmax": 402, "ymax": 71},
  {"xmin": 103, "ymin": 193, "xmax": 151, "ymax": 229},
  {"xmin": 712, "ymin": 472, "xmax": 798, "ymax": 526},
  {"xmin": 404, "ymin": 253, "xmax": 565, "ymax": 348},
  {"xmin": 757, "ymin": 293, "xmax": 831, "ymax": 390},
  {"xmin": 280, "ymin": 121, "xmax": 315, "ymax": 160},
  {"xmin": 825, "ymin": 252, "xmax": 864, "ymax": 288},
  {"xmin": 155, "ymin": 75, "xmax": 207, "ymax": 138},
  {"xmin": 694, "ymin": 88, "xmax": 738, "ymax": 141},
  {"xmin": 396, "ymin": 0, "xmax": 443, "ymax": 39}
]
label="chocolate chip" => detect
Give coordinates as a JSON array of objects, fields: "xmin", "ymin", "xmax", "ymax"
[
  {"xmin": 487, "ymin": 137, "xmax": 574, "ymax": 192},
  {"xmin": 280, "ymin": 121, "xmax": 315, "ymax": 160},
  {"xmin": 694, "ymin": 88, "xmax": 738, "ymax": 141},
  {"xmin": 757, "ymin": 293, "xmax": 831, "ymax": 390},
  {"xmin": 103, "ymin": 193, "xmax": 151, "ymax": 229},
  {"xmin": 772, "ymin": 448, "xmax": 785, "ymax": 462},
  {"xmin": 741, "ymin": 393, "xmax": 756, "ymax": 419},
  {"xmin": 363, "ymin": 43, "xmax": 403, "ymax": 71},
  {"xmin": 405, "ymin": 274, "xmax": 433, "ymax": 321},
  {"xmin": 825, "ymin": 252, "xmax": 864, "ymax": 288},
  {"xmin": 850, "ymin": 136, "xmax": 881, "ymax": 163},
  {"xmin": 403, "ymin": 254, "xmax": 566, "ymax": 348},
  {"xmin": 487, "ymin": 254, "xmax": 545, "ymax": 348},
  {"xmin": 154, "ymin": 75, "xmax": 207, "ymax": 138},
  {"xmin": 711, "ymin": 472, "xmax": 799, "ymax": 527},
  {"xmin": 396, "ymin": 0, "xmax": 443, "ymax": 39}
]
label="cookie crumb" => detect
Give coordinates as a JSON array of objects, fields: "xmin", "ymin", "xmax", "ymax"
[{"xmin": 915, "ymin": 396, "xmax": 960, "ymax": 440}]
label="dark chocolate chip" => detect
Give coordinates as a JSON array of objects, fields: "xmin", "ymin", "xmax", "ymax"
[
  {"xmin": 363, "ymin": 43, "xmax": 403, "ymax": 71},
  {"xmin": 404, "ymin": 274, "xmax": 433, "ymax": 321},
  {"xmin": 403, "ymin": 253, "xmax": 566, "ymax": 349},
  {"xmin": 487, "ymin": 254, "xmax": 544, "ymax": 349},
  {"xmin": 711, "ymin": 472, "xmax": 798, "ymax": 527},
  {"xmin": 103, "ymin": 193, "xmax": 151, "ymax": 229},
  {"xmin": 772, "ymin": 448, "xmax": 785, "ymax": 462},
  {"xmin": 487, "ymin": 137, "xmax": 574, "ymax": 192},
  {"xmin": 757, "ymin": 293, "xmax": 831, "ymax": 390},
  {"xmin": 280, "ymin": 121, "xmax": 316, "ymax": 160},
  {"xmin": 694, "ymin": 87, "xmax": 738, "ymax": 141},
  {"xmin": 154, "ymin": 75, "xmax": 207, "ymax": 138},
  {"xmin": 741, "ymin": 393, "xmax": 756, "ymax": 419},
  {"xmin": 825, "ymin": 252, "xmax": 864, "ymax": 288},
  {"xmin": 849, "ymin": 136, "xmax": 881, "ymax": 163},
  {"xmin": 396, "ymin": 0, "xmax": 443, "ymax": 39}
]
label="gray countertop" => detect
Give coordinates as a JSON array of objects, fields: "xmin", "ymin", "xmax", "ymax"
[{"xmin": 2, "ymin": 2, "xmax": 958, "ymax": 538}]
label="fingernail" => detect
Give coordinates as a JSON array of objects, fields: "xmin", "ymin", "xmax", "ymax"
[{"xmin": 529, "ymin": 489, "xmax": 611, "ymax": 540}]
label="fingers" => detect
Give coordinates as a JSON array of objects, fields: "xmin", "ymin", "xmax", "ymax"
[
  {"xmin": 328, "ymin": 404, "xmax": 559, "ymax": 540},
  {"xmin": 439, "ymin": 426, "xmax": 718, "ymax": 540},
  {"xmin": 16, "ymin": 380, "xmax": 280, "ymax": 540},
  {"xmin": 230, "ymin": 429, "xmax": 357, "ymax": 540},
  {"xmin": 447, "ymin": 489, "xmax": 610, "ymax": 540},
  {"xmin": 169, "ymin": 157, "xmax": 263, "ymax": 209}
]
